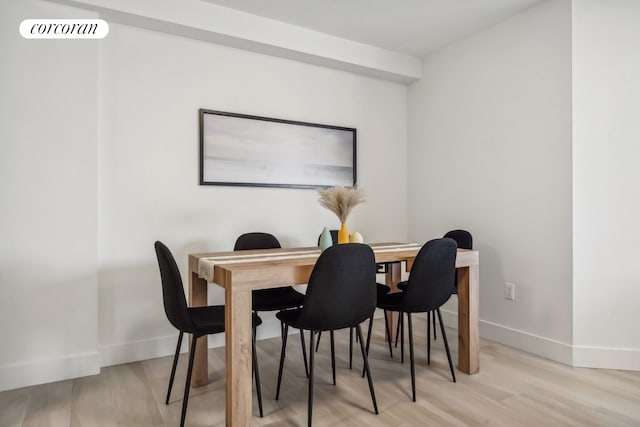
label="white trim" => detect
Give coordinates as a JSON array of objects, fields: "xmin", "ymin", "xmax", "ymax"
[
  {"xmin": 573, "ymin": 345, "xmax": 640, "ymax": 371},
  {"xmin": 99, "ymin": 319, "xmax": 284, "ymax": 368},
  {"xmin": 99, "ymin": 310, "xmax": 386, "ymax": 368},
  {"xmin": 14, "ymin": 310, "xmax": 637, "ymax": 393},
  {"xmin": 100, "ymin": 334, "xmax": 189, "ymax": 368},
  {"xmin": 416, "ymin": 310, "xmax": 640, "ymax": 371},
  {"xmin": 438, "ymin": 309, "xmax": 573, "ymax": 365},
  {"xmin": 0, "ymin": 351, "xmax": 100, "ymax": 392},
  {"xmin": 478, "ymin": 318, "xmax": 574, "ymax": 365}
]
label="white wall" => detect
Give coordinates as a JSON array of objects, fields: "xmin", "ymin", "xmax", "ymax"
[
  {"xmin": 407, "ymin": 0, "xmax": 574, "ymax": 362},
  {"xmin": 7, "ymin": 0, "xmax": 639, "ymax": 393},
  {"xmin": 572, "ymin": 0, "xmax": 640, "ymax": 369},
  {"xmin": 0, "ymin": 1, "xmax": 408, "ymax": 388},
  {"xmin": 97, "ymin": 25, "xmax": 408, "ymax": 364},
  {"xmin": 0, "ymin": 0, "xmax": 100, "ymax": 391}
]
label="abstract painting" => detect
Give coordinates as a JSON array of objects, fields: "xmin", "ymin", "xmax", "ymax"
[{"xmin": 199, "ymin": 109, "xmax": 356, "ymax": 189}]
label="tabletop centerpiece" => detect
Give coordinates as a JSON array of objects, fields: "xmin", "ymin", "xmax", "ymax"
[{"xmin": 317, "ymin": 185, "xmax": 366, "ymax": 244}]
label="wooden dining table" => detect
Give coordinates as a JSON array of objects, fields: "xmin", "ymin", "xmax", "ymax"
[{"xmin": 188, "ymin": 242, "xmax": 479, "ymax": 426}]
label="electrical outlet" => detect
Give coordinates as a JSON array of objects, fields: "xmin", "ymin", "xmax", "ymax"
[{"xmin": 505, "ymin": 282, "xmax": 515, "ymax": 301}]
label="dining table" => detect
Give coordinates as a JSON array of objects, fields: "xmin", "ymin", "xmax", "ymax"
[{"xmin": 188, "ymin": 242, "xmax": 479, "ymax": 426}]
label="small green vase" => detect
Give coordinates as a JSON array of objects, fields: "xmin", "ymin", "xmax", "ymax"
[{"xmin": 319, "ymin": 227, "xmax": 333, "ymax": 251}]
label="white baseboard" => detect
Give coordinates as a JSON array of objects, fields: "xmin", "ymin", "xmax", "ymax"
[
  {"xmin": 573, "ymin": 345, "xmax": 640, "ymax": 371},
  {"xmin": 0, "ymin": 351, "xmax": 100, "ymax": 393},
  {"xmin": 403, "ymin": 311, "xmax": 640, "ymax": 372},
  {"xmin": 8, "ymin": 310, "xmax": 635, "ymax": 393},
  {"xmin": 100, "ymin": 334, "xmax": 188, "ymax": 368},
  {"xmin": 100, "ymin": 318, "xmax": 286, "ymax": 368},
  {"xmin": 100, "ymin": 310, "xmax": 386, "ymax": 368},
  {"xmin": 438, "ymin": 309, "xmax": 574, "ymax": 365}
]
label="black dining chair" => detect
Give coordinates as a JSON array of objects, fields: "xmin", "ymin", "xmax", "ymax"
[
  {"xmin": 234, "ymin": 232, "xmax": 310, "ymax": 376},
  {"xmin": 154, "ymin": 241, "xmax": 264, "ymax": 426},
  {"xmin": 429, "ymin": 230, "xmax": 473, "ymax": 343},
  {"xmin": 443, "ymin": 230, "xmax": 473, "ymax": 297},
  {"xmin": 396, "ymin": 229, "xmax": 472, "ymax": 362},
  {"xmin": 275, "ymin": 243, "xmax": 379, "ymax": 427},
  {"xmin": 377, "ymin": 238, "xmax": 457, "ymax": 402},
  {"xmin": 314, "ymin": 230, "xmax": 390, "ymax": 371}
]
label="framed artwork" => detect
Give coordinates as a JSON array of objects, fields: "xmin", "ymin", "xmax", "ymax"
[{"xmin": 199, "ymin": 109, "xmax": 356, "ymax": 189}]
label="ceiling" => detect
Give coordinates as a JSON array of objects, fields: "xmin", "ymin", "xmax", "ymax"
[{"xmin": 202, "ymin": 0, "xmax": 544, "ymax": 56}]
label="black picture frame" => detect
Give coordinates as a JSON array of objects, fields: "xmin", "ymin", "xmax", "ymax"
[{"xmin": 199, "ymin": 109, "xmax": 357, "ymax": 189}]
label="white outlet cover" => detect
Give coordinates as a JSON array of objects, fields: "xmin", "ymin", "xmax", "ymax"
[{"xmin": 505, "ymin": 283, "xmax": 515, "ymax": 300}]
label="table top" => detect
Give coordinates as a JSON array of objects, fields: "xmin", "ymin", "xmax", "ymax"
[{"xmin": 189, "ymin": 242, "xmax": 478, "ymax": 291}]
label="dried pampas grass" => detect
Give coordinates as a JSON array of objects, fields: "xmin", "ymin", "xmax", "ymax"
[{"xmin": 317, "ymin": 186, "xmax": 367, "ymax": 223}]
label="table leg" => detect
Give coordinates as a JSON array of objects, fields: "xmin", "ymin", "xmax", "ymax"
[
  {"xmin": 189, "ymin": 271, "xmax": 209, "ymax": 387},
  {"xmin": 225, "ymin": 284, "xmax": 252, "ymax": 427},
  {"xmin": 385, "ymin": 262, "xmax": 401, "ymax": 341},
  {"xmin": 457, "ymin": 265, "xmax": 479, "ymax": 374}
]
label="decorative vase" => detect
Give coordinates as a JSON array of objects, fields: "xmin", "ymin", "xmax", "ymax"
[
  {"xmin": 349, "ymin": 231, "xmax": 363, "ymax": 243},
  {"xmin": 319, "ymin": 227, "xmax": 333, "ymax": 251},
  {"xmin": 338, "ymin": 223, "xmax": 350, "ymax": 244}
]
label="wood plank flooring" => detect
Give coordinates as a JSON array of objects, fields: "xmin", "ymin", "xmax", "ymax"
[{"xmin": 2, "ymin": 319, "xmax": 640, "ymax": 426}]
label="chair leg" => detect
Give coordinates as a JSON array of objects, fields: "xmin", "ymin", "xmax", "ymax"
[
  {"xmin": 330, "ymin": 330, "xmax": 336, "ymax": 385},
  {"xmin": 408, "ymin": 313, "xmax": 416, "ymax": 402},
  {"xmin": 432, "ymin": 310, "xmax": 437, "ymax": 340},
  {"xmin": 365, "ymin": 315, "xmax": 373, "ymax": 356},
  {"xmin": 166, "ymin": 331, "xmax": 183, "ymax": 405},
  {"xmin": 437, "ymin": 309, "xmax": 456, "ymax": 383},
  {"xmin": 395, "ymin": 312, "xmax": 402, "ymax": 348},
  {"xmin": 180, "ymin": 335, "xmax": 198, "ymax": 427},
  {"xmin": 349, "ymin": 327, "xmax": 353, "ymax": 369},
  {"xmin": 400, "ymin": 311, "xmax": 405, "ymax": 364},
  {"xmin": 315, "ymin": 331, "xmax": 321, "ymax": 352},
  {"xmin": 362, "ymin": 315, "xmax": 374, "ymax": 378},
  {"xmin": 275, "ymin": 324, "xmax": 289, "ymax": 400},
  {"xmin": 356, "ymin": 324, "xmax": 378, "ymax": 414},
  {"xmin": 383, "ymin": 310, "xmax": 393, "ymax": 358},
  {"xmin": 427, "ymin": 311, "xmax": 431, "ymax": 365},
  {"xmin": 308, "ymin": 330, "xmax": 316, "ymax": 427},
  {"xmin": 252, "ymin": 327, "xmax": 263, "ymax": 417},
  {"xmin": 300, "ymin": 329, "xmax": 309, "ymax": 378}
]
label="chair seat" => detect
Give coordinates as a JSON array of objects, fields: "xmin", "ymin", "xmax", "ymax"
[
  {"xmin": 277, "ymin": 306, "xmax": 363, "ymax": 332},
  {"xmin": 376, "ymin": 291, "xmax": 405, "ymax": 311},
  {"xmin": 253, "ymin": 286, "xmax": 305, "ymax": 312},
  {"xmin": 399, "ymin": 279, "xmax": 458, "ymax": 294},
  {"xmin": 377, "ymin": 282, "xmax": 391, "ymax": 299},
  {"xmin": 275, "ymin": 307, "xmax": 304, "ymax": 329},
  {"xmin": 188, "ymin": 305, "xmax": 262, "ymax": 335}
]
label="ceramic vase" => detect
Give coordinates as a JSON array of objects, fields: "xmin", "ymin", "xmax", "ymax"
[
  {"xmin": 338, "ymin": 223, "xmax": 349, "ymax": 244},
  {"xmin": 349, "ymin": 231, "xmax": 363, "ymax": 243},
  {"xmin": 319, "ymin": 227, "xmax": 333, "ymax": 251}
]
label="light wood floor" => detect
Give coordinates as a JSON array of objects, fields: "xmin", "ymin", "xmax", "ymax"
[{"xmin": 2, "ymin": 319, "xmax": 640, "ymax": 426}]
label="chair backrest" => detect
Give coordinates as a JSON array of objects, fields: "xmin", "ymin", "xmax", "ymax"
[
  {"xmin": 298, "ymin": 243, "xmax": 376, "ymax": 331},
  {"xmin": 234, "ymin": 232, "xmax": 281, "ymax": 250},
  {"xmin": 443, "ymin": 229, "xmax": 473, "ymax": 250},
  {"xmin": 316, "ymin": 229, "xmax": 339, "ymax": 246},
  {"xmin": 399, "ymin": 238, "xmax": 457, "ymax": 313},
  {"xmin": 154, "ymin": 241, "xmax": 195, "ymax": 333},
  {"xmin": 443, "ymin": 229, "xmax": 472, "ymax": 293}
]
